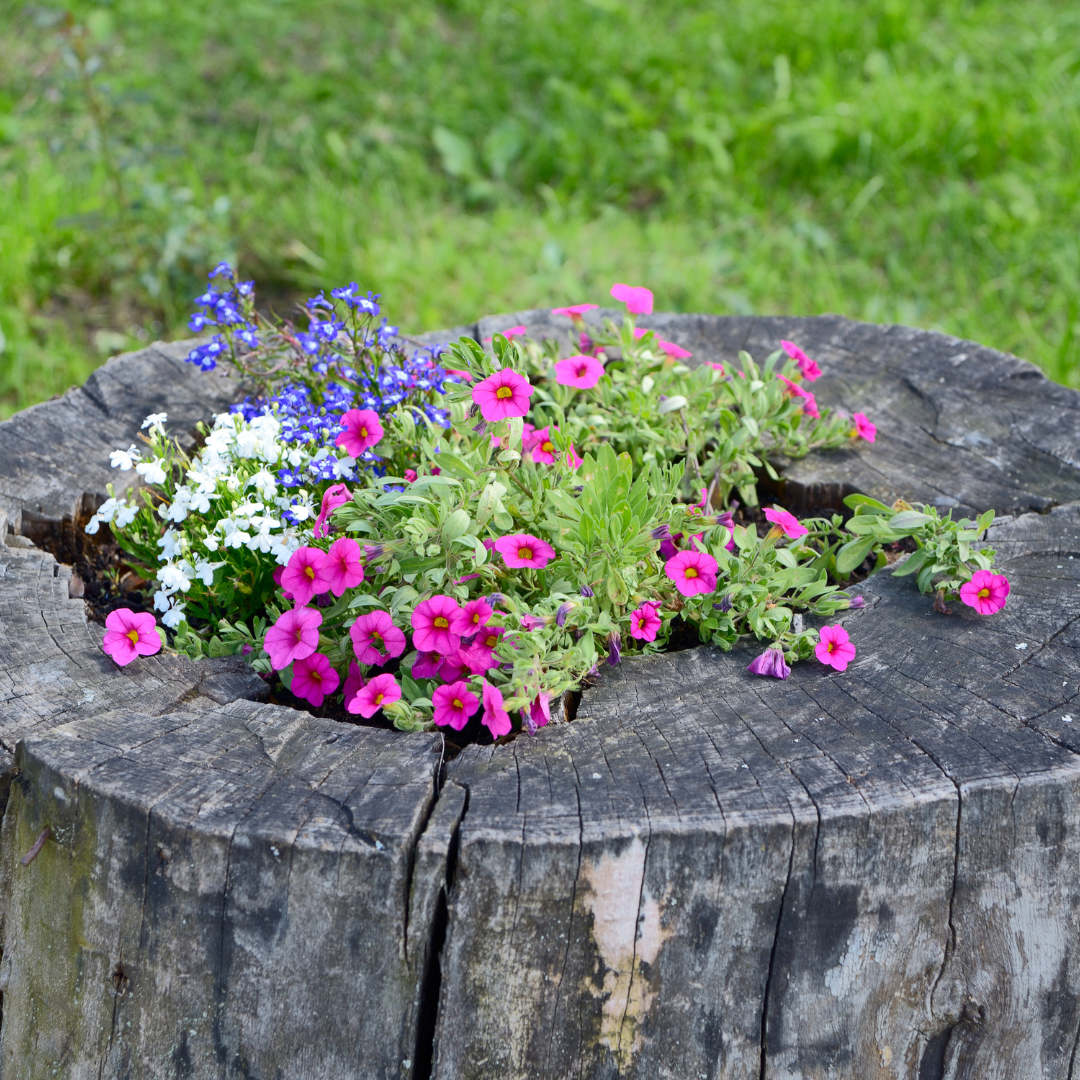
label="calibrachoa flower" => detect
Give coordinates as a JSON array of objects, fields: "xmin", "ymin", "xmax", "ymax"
[
  {"xmin": 264, "ymin": 606, "xmax": 323, "ymax": 671},
  {"xmin": 610, "ymin": 283, "xmax": 653, "ymax": 315},
  {"xmin": 412, "ymin": 651, "xmax": 446, "ymax": 680},
  {"xmin": 348, "ymin": 672, "xmax": 401, "ymax": 718},
  {"xmin": 566, "ymin": 444, "xmax": 583, "ymax": 469},
  {"xmin": 959, "ymin": 570, "xmax": 1010, "ymax": 615},
  {"xmin": 450, "ymin": 598, "xmax": 492, "ymax": 636},
  {"xmin": 527, "ymin": 693, "xmax": 552, "ymax": 734},
  {"xmin": 281, "ymin": 546, "xmax": 333, "ymax": 607},
  {"xmin": 530, "ymin": 426, "xmax": 558, "ymax": 465},
  {"xmin": 551, "ymin": 304, "xmax": 598, "ymax": 319},
  {"xmin": 632, "ymin": 328, "xmax": 691, "ymax": 359},
  {"xmin": 102, "ymin": 608, "xmax": 163, "ymax": 666},
  {"xmin": 554, "ymin": 354, "xmax": 605, "ymax": 389},
  {"xmin": 335, "ymin": 409, "xmax": 384, "ymax": 457},
  {"xmin": 292, "ymin": 653, "xmax": 340, "ymax": 707},
  {"xmin": 629, "ymin": 602, "xmax": 662, "ymax": 641},
  {"xmin": 313, "ymin": 483, "xmax": 351, "ymax": 539},
  {"xmin": 433, "ymin": 680, "xmax": 480, "ymax": 730},
  {"xmin": 780, "ymin": 340, "xmax": 822, "ymax": 382},
  {"xmin": 747, "ymin": 646, "xmax": 791, "ymax": 679},
  {"xmin": 665, "ymin": 549, "xmax": 718, "ymax": 597},
  {"xmin": 481, "ymin": 680, "xmax": 512, "ymax": 737},
  {"xmin": 325, "ymin": 537, "xmax": 365, "ymax": 596},
  {"xmin": 482, "ymin": 325, "xmax": 527, "ymax": 343},
  {"xmin": 350, "ymin": 609, "xmax": 407, "ymax": 665},
  {"xmin": 776, "ymin": 374, "xmax": 820, "ymax": 419},
  {"xmin": 412, "ymin": 595, "xmax": 463, "ymax": 655},
  {"xmin": 815, "ymin": 625, "xmax": 857, "ymax": 671},
  {"xmin": 460, "ymin": 625, "xmax": 506, "ymax": 672},
  {"xmin": 494, "ymin": 533, "xmax": 557, "ymax": 569},
  {"xmin": 853, "ymin": 413, "xmax": 877, "ymax": 443},
  {"xmin": 764, "ymin": 507, "xmax": 809, "ymax": 540},
  {"xmin": 343, "ymin": 661, "xmax": 365, "ymax": 703},
  {"xmin": 472, "ymin": 369, "xmax": 535, "ymax": 422}
]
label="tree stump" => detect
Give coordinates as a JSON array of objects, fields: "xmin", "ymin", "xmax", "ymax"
[{"xmin": 1, "ymin": 315, "xmax": 1079, "ymax": 1079}]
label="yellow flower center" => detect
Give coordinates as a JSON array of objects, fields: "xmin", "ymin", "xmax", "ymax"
[
  {"xmin": 827, "ymin": 641, "xmax": 835, "ymax": 653},
  {"xmin": 496, "ymin": 386, "xmax": 513, "ymax": 399},
  {"xmin": 359, "ymin": 426, "xmax": 368, "ymax": 438},
  {"xmin": 126, "ymin": 628, "xmax": 140, "ymax": 644},
  {"xmin": 374, "ymin": 692, "xmax": 384, "ymax": 705},
  {"xmin": 372, "ymin": 631, "xmax": 384, "ymax": 647},
  {"xmin": 978, "ymin": 587, "xmax": 990, "ymax": 599},
  {"xmin": 518, "ymin": 547, "xmax": 533, "ymax": 560},
  {"xmin": 541, "ymin": 441, "xmax": 553, "ymax": 453},
  {"xmin": 684, "ymin": 567, "xmax": 698, "ymax": 579},
  {"xmin": 485, "ymin": 634, "xmax": 498, "ymax": 647},
  {"xmin": 453, "ymin": 698, "xmax": 463, "ymax": 709},
  {"xmin": 434, "ymin": 616, "xmax": 449, "ymax": 629}
]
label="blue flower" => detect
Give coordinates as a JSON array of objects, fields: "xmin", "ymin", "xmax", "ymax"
[
  {"xmin": 277, "ymin": 467, "xmax": 304, "ymax": 488},
  {"xmin": 208, "ymin": 262, "xmax": 235, "ymax": 280},
  {"xmin": 189, "ymin": 312, "xmax": 213, "ymax": 332}
]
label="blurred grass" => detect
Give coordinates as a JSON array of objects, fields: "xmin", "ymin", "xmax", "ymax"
[{"xmin": 1, "ymin": 0, "xmax": 1079, "ymax": 416}]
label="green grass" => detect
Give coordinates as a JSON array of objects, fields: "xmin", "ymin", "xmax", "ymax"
[{"xmin": 1, "ymin": 0, "xmax": 1079, "ymax": 416}]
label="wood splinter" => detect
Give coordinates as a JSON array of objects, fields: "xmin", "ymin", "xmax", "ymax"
[{"xmin": 19, "ymin": 827, "xmax": 51, "ymax": 867}]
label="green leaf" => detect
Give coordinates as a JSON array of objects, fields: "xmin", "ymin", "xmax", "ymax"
[
  {"xmin": 888, "ymin": 510, "xmax": 934, "ymax": 531},
  {"xmin": 836, "ymin": 536, "xmax": 877, "ymax": 576},
  {"xmin": 891, "ymin": 548, "xmax": 928, "ymax": 577},
  {"xmin": 657, "ymin": 395, "xmax": 688, "ymax": 415},
  {"xmin": 843, "ymin": 493, "xmax": 892, "ymax": 513}
]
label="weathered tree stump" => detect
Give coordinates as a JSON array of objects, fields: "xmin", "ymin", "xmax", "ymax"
[{"xmin": 1, "ymin": 314, "xmax": 1080, "ymax": 1079}]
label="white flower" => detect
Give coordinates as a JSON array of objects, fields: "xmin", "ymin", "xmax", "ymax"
[
  {"xmin": 223, "ymin": 529, "xmax": 251, "ymax": 550},
  {"xmin": 114, "ymin": 501, "xmax": 138, "ymax": 528},
  {"xmin": 158, "ymin": 530, "xmax": 182, "ymax": 560},
  {"xmin": 110, "ymin": 445, "xmax": 140, "ymax": 471},
  {"xmin": 141, "ymin": 412, "xmax": 168, "ymax": 432},
  {"xmin": 193, "ymin": 559, "xmax": 225, "ymax": 586},
  {"xmin": 287, "ymin": 446, "xmax": 306, "ymax": 467},
  {"xmin": 163, "ymin": 488, "xmax": 192, "ymax": 523},
  {"xmin": 333, "ymin": 456, "xmax": 356, "ymax": 480},
  {"xmin": 135, "ymin": 458, "xmax": 168, "ymax": 485},
  {"xmin": 159, "ymin": 563, "xmax": 192, "ymax": 593},
  {"xmin": 161, "ymin": 602, "xmax": 186, "ymax": 629},
  {"xmin": 188, "ymin": 490, "xmax": 214, "ymax": 514},
  {"xmin": 202, "ymin": 531, "xmax": 220, "ymax": 552},
  {"xmin": 154, "ymin": 589, "xmax": 173, "ymax": 613},
  {"xmin": 249, "ymin": 468, "xmax": 277, "ymax": 498},
  {"xmin": 85, "ymin": 515, "xmax": 102, "ymax": 535}
]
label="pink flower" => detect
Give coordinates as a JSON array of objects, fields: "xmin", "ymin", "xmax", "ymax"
[
  {"xmin": 450, "ymin": 598, "xmax": 492, "ymax": 636},
  {"xmin": 438, "ymin": 652, "xmax": 469, "ymax": 682},
  {"xmin": 554, "ymin": 354, "xmax": 605, "ymax": 389},
  {"xmin": 343, "ymin": 661, "xmax": 365, "ymax": 703},
  {"xmin": 459, "ymin": 625, "xmax": 506, "ymax": 672},
  {"xmin": 348, "ymin": 672, "xmax": 401, "ymax": 718},
  {"xmin": 659, "ymin": 339, "xmax": 692, "ymax": 359},
  {"xmin": 350, "ymin": 609, "xmax": 407, "ymax": 665},
  {"xmin": 312, "ymin": 483, "xmax": 351, "ymax": 539},
  {"xmin": 264, "ymin": 605, "xmax": 323, "ymax": 671},
  {"xmin": 664, "ymin": 549, "xmax": 718, "ymax": 597},
  {"xmin": 705, "ymin": 361, "xmax": 725, "ymax": 373},
  {"xmin": 530, "ymin": 426, "xmax": 558, "ymax": 465},
  {"xmin": 610, "ymin": 283, "xmax": 654, "ymax": 315},
  {"xmin": 959, "ymin": 570, "xmax": 1010, "ymax": 615},
  {"xmin": 552, "ymin": 304, "xmax": 599, "ymax": 319},
  {"xmin": 565, "ymin": 444, "xmax": 583, "ymax": 469},
  {"xmin": 801, "ymin": 390, "xmax": 820, "ymax": 419},
  {"xmin": 482, "ymin": 325, "xmax": 528, "ymax": 343},
  {"xmin": 815, "ymin": 625, "xmax": 857, "ymax": 671},
  {"xmin": 335, "ymin": 409, "xmax": 384, "ymax": 457},
  {"xmin": 433, "ymin": 680, "xmax": 480, "ymax": 731},
  {"xmin": 324, "ymin": 537, "xmax": 365, "ymax": 596},
  {"xmin": 404, "ymin": 469, "xmax": 418, "ymax": 483},
  {"xmin": 446, "ymin": 368, "xmax": 474, "ymax": 382},
  {"xmin": 481, "ymin": 680, "xmax": 512, "ymax": 737},
  {"xmin": 780, "ymin": 340, "xmax": 822, "ymax": 382},
  {"xmin": 526, "ymin": 693, "xmax": 551, "ymax": 734},
  {"xmin": 291, "ymin": 652, "xmax": 340, "ymax": 707},
  {"xmin": 494, "ymin": 533, "xmax": 557, "ymax": 569},
  {"xmin": 629, "ymin": 602, "xmax": 661, "ymax": 641},
  {"xmin": 853, "ymin": 413, "xmax": 877, "ymax": 443},
  {"xmin": 411, "ymin": 595, "xmax": 463, "ymax": 655},
  {"xmin": 102, "ymin": 608, "xmax": 163, "ymax": 666},
  {"xmin": 281, "ymin": 546, "xmax": 333, "ymax": 607},
  {"xmin": 471, "ymin": 368, "xmax": 535, "ymax": 422},
  {"xmin": 764, "ymin": 507, "xmax": 809, "ymax": 540},
  {"xmin": 747, "ymin": 647, "xmax": 791, "ymax": 679},
  {"xmin": 412, "ymin": 651, "xmax": 445, "ymax": 680}
]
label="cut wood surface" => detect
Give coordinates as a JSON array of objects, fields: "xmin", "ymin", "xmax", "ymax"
[{"xmin": 0, "ymin": 318, "xmax": 1079, "ymax": 1078}]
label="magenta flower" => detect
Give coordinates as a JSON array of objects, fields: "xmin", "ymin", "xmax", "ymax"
[
  {"xmin": 412, "ymin": 651, "xmax": 445, "ymax": 680},
  {"xmin": 780, "ymin": 340, "xmax": 822, "ymax": 382},
  {"xmin": 494, "ymin": 533, "xmax": 557, "ymax": 569},
  {"xmin": 482, "ymin": 325, "xmax": 528, "ymax": 343},
  {"xmin": 519, "ymin": 613, "xmax": 550, "ymax": 630},
  {"xmin": 325, "ymin": 537, "xmax": 365, "ymax": 596},
  {"xmin": 343, "ymin": 661, "xmax": 365, "ymax": 704},
  {"xmin": 552, "ymin": 304, "xmax": 599, "ymax": 319},
  {"xmin": 264, "ymin": 605, "xmax": 323, "ymax": 671},
  {"xmin": 102, "ymin": 608, "xmax": 163, "ymax": 666},
  {"xmin": 659, "ymin": 532, "xmax": 682, "ymax": 561},
  {"xmin": 610, "ymin": 283, "xmax": 654, "ymax": 315},
  {"xmin": 526, "ymin": 693, "xmax": 551, "ymax": 735},
  {"xmin": 664, "ymin": 549, "xmax": 718, "ymax": 597},
  {"xmin": 438, "ymin": 652, "xmax": 469, "ymax": 682},
  {"xmin": 801, "ymin": 389, "xmax": 821, "ymax": 419},
  {"xmin": 959, "ymin": 570, "xmax": 1010, "ymax": 615},
  {"xmin": 404, "ymin": 468, "xmax": 418, "ymax": 483},
  {"xmin": 530, "ymin": 426, "xmax": 558, "ymax": 465},
  {"xmin": 629, "ymin": 602, "xmax": 662, "ymax": 641},
  {"xmin": 566, "ymin": 444, "xmax": 583, "ymax": 469},
  {"xmin": 459, "ymin": 625, "xmax": 506, "ymax": 673},
  {"xmin": 481, "ymin": 680, "xmax": 512, "ymax": 738},
  {"xmin": 411, "ymin": 595, "xmax": 463, "ymax": 655},
  {"xmin": 747, "ymin": 647, "xmax": 791, "ymax": 679},
  {"xmin": 764, "ymin": 507, "xmax": 809, "ymax": 540},
  {"xmin": 432, "ymin": 680, "xmax": 480, "ymax": 731},
  {"xmin": 292, "ymin": 652, "xmax": 340, "ymax": 707},
  {"xmin": 348, "ymin": 672, "xmax": 401, "ymax": 718},
  {"xmin": 659, "ymin": 338, "xmax": 692, "ymax": 359},
  {"xmin": 335, "ymin": 409, "xmax": 384, "ymax": 457},
  {"xmin": 281, "ymin": 546, "xmax": 333, "ymax": 607},
  {"xmin": 853, "ymin": 413, "xmax": 877, "ymax": 443},
  {"xmin": 350, "ymin": 609, "xmax": 406, "ymax": 665},
  {"xmin": 450, "ymin": 598, "xmax": 492, "ymax": 637},
  {"xmin": 815, "ymin": 625, "xmax": 857, "ymax": 671},
  {"xmin": 312, "ymin": 483, "xmax": 351, "ymax": 539},
  {"xmin": 471, "ymin": 368, "xmax": 535, "ymax": 422},
  {"xmin": 555, "ymin": 354, "xmax": 605, "ymax": 389},
  {"xmin": 705, "ymin": 361, "xmax": 725, "ymax": 373}
]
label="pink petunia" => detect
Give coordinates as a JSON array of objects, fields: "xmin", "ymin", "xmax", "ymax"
[
  {"xmin": 348, "ymin": 672, "xmax": 401, "ymax": 718},
  {"xmin": 747, "ymin": 647, "xmax": 791, "ymax": 679},
  {"xmin": 481, "ymin": 680, "xmax": 513, "ymax": 738},
  {"xmin": 411, "ymin": 595, "xmax": 463, "ymax": 656},
  {"xmin": 610, "ymin": 283, "xmax": 654, "ymax": 315},
  {"xmin": 432, "ymin": 680, "xmax": 480, "ymax": 731},
  {"xmin": 350, "ymin": 609, "xmax": 407, "ymax": 666},
  {"xmin": 343, "ymin": 661, "xmax": 365, "ymax": 703},
  {"xmin": 527, "ymin": 693, "xmax": 551, "ymax": 734},
  {"xmin": 959, "ymin": 570, "xmax": 1010, "ymax": 615},
  {"xmin": 471, "ymin": 368, "xmax": 535, "ymax": 422},
  {"xmin": 482, "ymin": 325, "xmax": 528, "ymax": 343},
  {"xmin": 312, "ymin": 483, "xmax": 351, "ymax": 539},
  {"xmin": 801, "ymin": 390, "xmax": 820, "ymax": 419},
  {"xmin": 404, "ymin": 468, "xmax": 418, "ymax": 483},
  {"xmin": 102, "ymin": 608, "xmax": 163, "ymax": 666},
  {"xmin": 566, "ymin": 444, "xmax": 583, "ymax": 469},
  {"xmin": 494, "ymin": 533, "xmax": 557, "ymax": 569},
  {"xmin": 554, "ymin": 354, "xmax": 605, "ymax": 389},
  {"xmin": 291, "ymin": 652, "xmax": 340, "ymax": 707},
  {"xmin": 412, "ymin": 651, "xmax": 445, "ymax": 680},
  {"xmin": 780, "ymin": 340, "xmax": 822, "ymax": 382},
  {"xmin": 324, "ymin": 537, "xmax": 365, "ymax": 596},
  {"xmin": 263, "ymin": 605, "xmax": 323, "ymax": 671},
  {"xmin": 530, "ymin": 426, "xmax": 558, "ymax": 465},
  {"xmin": 281, "ymin": 546, "xmax": 333, "ymax": 607},
  {"xmin": 664, "ymin": 549, "xmax": 718, "ymax": 597},
  {"xmin": 445, "ymin": 368, "xmax": 474, "ymax": 382},
  {"xmin": 459, "ymin": 625, "xmax": 506, "ymax": 673},
  {"xmin": 853, "ymin": 413, "xmax": 877, "ymax": 443},
  {"xmin": 335, "ymin": 409, "xmax": 384, "ymax": 457},
  {"xmin": 552, "ymin": 304, "xmax": 599, "ymax": 319},
  {"xmin": 764, "ymin": 507, "xmax": 809, "ymax": 540},
  {"xmin": 815, "ymin": 625, "xmax": 857, "ymax": 672},
  {"xmin": 450, "ymin": 598, "xmax": 492, "ymax": 637},
  {"xmin": 437, "ymin": 652, "xmax": 468, "ymax": 682},
  {"xmin": 659, "ymin": 338, "xmax": 692, "ymax": 359},
  {"xmin": 705, "ymin": 361, "xmax": 725, "ymax": 373},
  {"xmin": 629, "ymin": 602, "xmax": 662, "ymax": 641}
]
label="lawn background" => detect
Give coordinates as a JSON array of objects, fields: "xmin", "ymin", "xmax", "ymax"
[{"xmin": 1, "ymin": 0, "xmax": 1078, "ymax": 417}]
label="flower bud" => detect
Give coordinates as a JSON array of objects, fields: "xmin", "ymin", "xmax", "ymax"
[
  {"xmin": 580, "ymin": 584, "xmax": 595, "ymax": 598},
  {"xmin": 714, "ymin": 593, "xmax": 733, "ymax": 613},
  {"xmin": 607, "ymin": 631, "xmax": 622, "ymax": 666},
  {"xmin": 651, "ymin": 523, "xmax": 672, "ymax": 541},
  {"xmin": 746, "ymin": 646, "xmax": 790, "ymax": 680}
]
